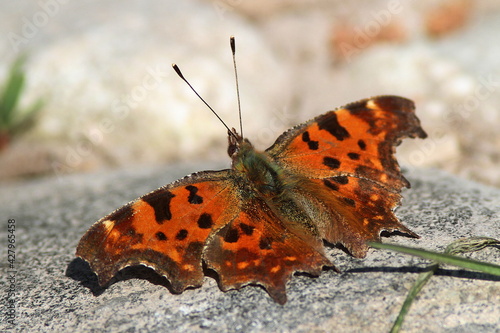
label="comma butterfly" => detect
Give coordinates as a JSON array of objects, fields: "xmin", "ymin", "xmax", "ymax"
[{"xmin": 76, "ymin": 40, "xmax": 427, "ymax": 305}]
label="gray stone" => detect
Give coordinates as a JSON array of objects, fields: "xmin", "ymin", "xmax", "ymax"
[{"xmin": 0, "ymin": 165, "xmax": 499, "ymax": 332}]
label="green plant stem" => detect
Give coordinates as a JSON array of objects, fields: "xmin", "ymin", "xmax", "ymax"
[
  {"xmin": 368, "ymin": 241, "xmax": 500, "ymax": 275},
  {"xmin": 368, "ymin": 237, "xmax": 500, "ymax": 333}
]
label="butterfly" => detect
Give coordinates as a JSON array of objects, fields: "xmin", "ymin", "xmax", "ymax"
[{"xmin": 76, "ymin": 91, "xmax": 427, "ymax": 304}]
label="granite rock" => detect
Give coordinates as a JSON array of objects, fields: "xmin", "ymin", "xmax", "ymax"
[{"xmin": 0, "ymin": 165, "xmax": 499, "ymax": 332}]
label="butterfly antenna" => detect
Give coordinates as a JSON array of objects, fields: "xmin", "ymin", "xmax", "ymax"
[
  {"xmin": 230, "ymin": 36, "xmax": 243, "ymax": 137},
  {"xmin": 172, "ymin": 63, "xmax": 237, "ymax": 139}
]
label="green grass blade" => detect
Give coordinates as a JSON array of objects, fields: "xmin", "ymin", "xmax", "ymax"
[
  {"xmin": 390, "ymin": 264, "xmax": 438, "ymax": 333},
  {"xmin": 368, "ymin": 242, "xmax": 500, "ymax": 275},
  {"xmin": 374, "ymin": 238, "xmax": 500, "ymax": 333}
]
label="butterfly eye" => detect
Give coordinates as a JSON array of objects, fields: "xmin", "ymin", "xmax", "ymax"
[{"xmin": 228, "ymin": 142, "xmax": 239, "ymax": 157}]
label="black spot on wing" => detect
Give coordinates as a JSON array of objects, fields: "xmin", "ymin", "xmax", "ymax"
[
  {"xmin": 224, "ymin": 226, "xmax": 239, "ymax": 243},
  {"xmin": 141, "ymin": 188, "xmax": 176, "ymax": 223},
  {"xmin": 155, "ymin": 231, "xmax": 167, "ymax": 241},
  {"xmin": 307, "ymin": 141, "xmax": 319, "ymax": 150},
  {"xmin": 331, "ymin": 176, "xmax": 349, "ymax": 184},
  {"xmin": 185, "ymin": 185, "xmax": 203, "ymax": 204},
  {"xmin": 317, "ymin": 112, "xmax": 350, "ymax": 141},
  {"xmin": 342, "ymin": 197, "xmax": 356, "ymax": 207},
  {"xmin": 197, "ymin": 213, "xmax": 213, "ymax": 229},
  {"xmin": 302, "ymin": 131, "xmax": 319, "ymax": 150},
  {"xmin": 323, "ymin": 157, "xmax": 341, "ymax": 169},
  {"xmin": 239, "ymin": 223, "xmax": 255, "ymax": 236},
  {"xmin": 348, "ymin": 152, "xmax": 360, "ymax": 160},
  {"xmin": 323, "ymin": 179, "xmax": 339, "ymax": 191},
  {"xmin": 176, "ymin": 229, "xmax": 188, "ymax": 241},
  {"xmin": 358, "ymin": 139, "xmax": 367, "ymax": 150}
]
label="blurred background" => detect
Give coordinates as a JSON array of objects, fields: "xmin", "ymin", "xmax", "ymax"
[{"xmin": 1, "ymin": 0, "xmax": 499, "ymax": 187}]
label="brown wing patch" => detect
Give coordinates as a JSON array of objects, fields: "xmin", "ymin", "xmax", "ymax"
[{"xmin": 314, "ymin": 176, "xmax": 417, "ymax": 257}]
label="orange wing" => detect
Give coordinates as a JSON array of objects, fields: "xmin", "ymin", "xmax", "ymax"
[
  {"xmin": 76, "ymin": 170, "xmax": 331, "ymax": 304},
  {"xmin": 76, "ymin": 170, "xmax": 237, "ymax": 293},
  {"xmin": 266, "ymin": 96, "xmax": 427, "ymax": 256}
]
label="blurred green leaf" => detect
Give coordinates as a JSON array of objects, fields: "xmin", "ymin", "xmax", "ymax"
[
  {"xmin": 0, "ymin": 55, "xmax": 27, "ymax": 128},
  {"xmin": 0, "ymin": 54, "xmax": 44, "ymax": 149}
]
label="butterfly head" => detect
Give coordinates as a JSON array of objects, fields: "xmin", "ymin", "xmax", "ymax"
[{"xmin": 227, "ymin": 127, "xmax": 252, "ymax": 158}]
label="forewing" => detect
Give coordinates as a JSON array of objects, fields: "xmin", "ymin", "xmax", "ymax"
[
  {"xmin": 266, "ymin": 96, "xmax": 427, "ymax": 256},
  {"xmin": 267, "ymin": 96, "xmax": 427, "ymax": 191},
  {"xmin": 76, "ymin": 170, "xmax": 240, "ymax": 293}
]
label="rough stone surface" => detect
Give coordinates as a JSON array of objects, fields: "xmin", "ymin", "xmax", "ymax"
[{"xmin": 0, "ymin": 165, "xmax": 499, "ymax": 332}]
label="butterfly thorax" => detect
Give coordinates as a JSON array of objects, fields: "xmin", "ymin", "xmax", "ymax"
[
  {"xmin": 230, "ymin": 137, "xmax": 289, "ymax": 198},
  {"xmin": 228, "ymin": 131, "xmax": 323, "ymax": 238}
]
